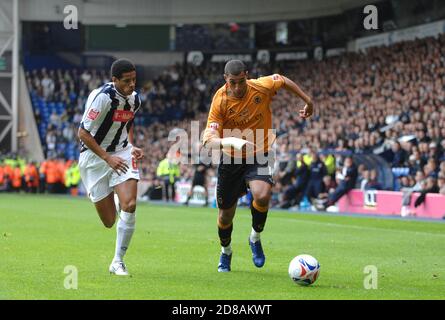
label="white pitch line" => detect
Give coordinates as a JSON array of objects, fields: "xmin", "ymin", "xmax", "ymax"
[{"xmin": 271, "ymin": 216, "xmax": 445, "ymax": 238}]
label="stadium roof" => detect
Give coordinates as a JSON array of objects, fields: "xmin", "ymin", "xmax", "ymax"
[{"xmin": 18, "ymin": 0, "xmax": 384, "ymax": 24}]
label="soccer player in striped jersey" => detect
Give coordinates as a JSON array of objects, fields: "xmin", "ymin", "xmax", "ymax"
[{"xmin": 78, "ymin": 59, "xmax": 144, "ymax": 276}]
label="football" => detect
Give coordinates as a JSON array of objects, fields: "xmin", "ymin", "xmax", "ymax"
[{"xmin": 288, "ymin": 254, "xmax": 320, "ymax": 286}]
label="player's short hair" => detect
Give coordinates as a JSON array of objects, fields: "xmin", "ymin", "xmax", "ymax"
[
  {"xmin": 224, "ymin": 60, "xmax": 246, "ymax": 76},
  {"xmin": 111, "ymin": 59, "xmax": 136, "ymax": 79}
]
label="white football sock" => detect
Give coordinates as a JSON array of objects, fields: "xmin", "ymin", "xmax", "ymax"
[
  {"xmin": 250, "ymin": 228, "xmax": 261, "ymax": 243},
  {"xmin": 221, "ymin": 244, "xmax": 232, "ymax": 256},
  {"xmin": 114, "ymin": 193, "xmax": 120, "ymax": 215},
  {"xmin": 113, "ymin": 211, "xmax": 135, "ymax": 262}
]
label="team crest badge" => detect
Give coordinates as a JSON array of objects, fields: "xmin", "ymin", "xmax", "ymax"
[
  {"xmin": 209, "ymin": 122, "xmax": 219, "ymax": 130},
  {"xmin": 254, "ymin": 96, "xmax": 262, "ymax": 104},
  {"xmin": 87, "ymin": 109, "xmax": 100, "ymax": 120}
]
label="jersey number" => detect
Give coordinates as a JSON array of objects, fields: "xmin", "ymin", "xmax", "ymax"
[{"xmin": 131, "ymin": 158, "xmax": 138, "ymax": 170}]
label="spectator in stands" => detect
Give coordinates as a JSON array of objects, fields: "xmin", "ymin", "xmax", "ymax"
[
  {"xmin": 316, "ymin": 175, "xmax": 337, "ymax": 203},
  {"xmin": 412, "ymin": 170, "xmax": 426, "ymax": 191},
  {"xmin": 45, "ymin": 129, "xmax": 57, "ymax": 159},
  {"xmin": 428, "ymin": 142, "xmax": 440, "ymax": 165},
  {"xmin": 400, "ymin": 170, "xmax": 426, "ymax": 217},
  {"xmin": 439, "ymin": 140, "xmax": 445, "ymax": 162},
  {"xmin": 40, "ymin": 158, "xmax": 59, "ymax": 194},
  {"xmin": 408, "ymin": 152, "xmax": 423, "ymax": 176},
  {"xmin": 11, "ymin": 163, "xmax": 22, "ymax": 193},
  {"xmin": 359, "ymin": 169, "xmax": 370, "ymax": 191},
  {"xmin": 418, "ymin": 142, "xmax": 430, "ymax": 166},
  {"xmin": 156, "ymin": 153, "xmax": 181, "ymax": 202},
  {"xmin": 64, "ymin": 160, "xmax": 80, "ymax": 196},
  {"xmin": 305, "ymin": 151, "xmax": 327, "ymax": 204},
  {"xmin": 414, "ymin": 176, "xmax": 440, "ymax": 208},
  {"xmin": 424, "ymin": 158, "xmax": 438, "ymax": 178},
  {"xmin": 142, "ymin": 178, "xmax": 163, "ymax": 200},
  {"xmin": 391, "ymin": 141, "xmax": 407, "ymax": 167},
  {"xmin": 275, "ymin": 145, "xmax": 295, "ymax": 188},
  {"xmin": 38, "ymin": 161, "xmax": 46, "ymax": 193},
  {"xmin": 364, "ymin": 169, "xmax": 382, "ymax": 190},
  {"xmin": 3, "ymin": 161, "xmax": 13, "ymax": 192},
  {"xmin": 34, "ymin": 109, "xmax": 41, "ymax": 127},
  {"xmin": 438, "ymin": 175, "xmax": 445, "ymax": 195},
  {"xmin": 0, "ymin": 163, "xmax": 5, "ymax": 192},
  {"xmin": 63, "ymin": 123, "xmax": 75, "ymax": 142},
  {"xmin": 41, "ymin": 69, "xmax": 55, "ymax": 99},
  {"xmin": 24, "ymin": 161, "xmax": 39, "ymax": 193},
  {"xmin": 49, "ymin": 111, "xmax": 61, "ymax": 128},
  {"xmin": 416, "ymin": 129, "xmax": 431, "ymax": 145},
  {"xmin": 279, "ymin": 153, "xmax": 309, "ymax": 209},
  {"xmin": 354, "ymin": 164, "xmax": 365, "ymax": 186},
  {"xmin": 399, "ymin": 175, "xmax": 412, "ymax": 190},
  {"xmin": 316, "ymin": 156, "xmax": 358, "ymax": 210},
  {"xmin": 439, "ymin": 161, "xmax": 445, "ymax": 177},
  {"xmin": 321, "ymin": 153, "xmax": 336, "ymax": 177}
]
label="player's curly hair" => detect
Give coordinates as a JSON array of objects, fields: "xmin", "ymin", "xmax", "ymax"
[{"xmin": 110, "ymin": 58, "xmax": 136, "ymax": 79}]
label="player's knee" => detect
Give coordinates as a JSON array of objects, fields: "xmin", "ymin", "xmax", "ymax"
[
  {"xmin": 121, "ymin": 199, "xmax": 137, "ymax": 213},
  {"xmin": 218, "ymin": 211, "xmax": 233, "ymax": 226},
  {"xmin": 103, "ymin": 218, "xmax": 115, "ymax": 228},
  {"xmin": 253, "ymin": 192, "xmax": 271, "ymax": 207}
]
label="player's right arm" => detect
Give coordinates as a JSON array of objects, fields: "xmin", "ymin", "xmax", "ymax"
[
  {"xmin": 78, "ymin": 93, "xmax": 129, "ymax": 175},
  {"xmin": 202, "ymin": 90, "xmax": 252, "ymax": 151}
]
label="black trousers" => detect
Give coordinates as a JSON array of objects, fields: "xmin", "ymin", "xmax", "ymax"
[{"xmin": 163, "ymin": 178, "xmax": 175, "ymax": 202}]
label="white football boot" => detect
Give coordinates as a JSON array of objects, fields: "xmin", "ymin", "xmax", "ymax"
[{"xmin": 109, "ymin": 260, "xmax": 129, "ymax": 276}]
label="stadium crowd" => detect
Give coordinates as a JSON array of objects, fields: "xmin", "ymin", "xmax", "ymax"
[
  {"xmin": 15, "ymin": 33, "xmax": 445, "ymax": 208},
  {"xmin": 0, "ymin": 155, "xmax": 81, "ymax": 195}
]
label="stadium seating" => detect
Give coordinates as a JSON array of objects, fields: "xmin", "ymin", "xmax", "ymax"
[{"xmin": 24, "ymin": 34, "xmax": 445, "ymax": 205}]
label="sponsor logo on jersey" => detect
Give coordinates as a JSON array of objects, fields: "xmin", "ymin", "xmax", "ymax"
[
  {"xmin": 112, "ymin": 110, "xmax": 134, "ymax": 122},
  {"xmin": 87, "ymin": 109, "xmax": 100, "ymax": 120}
]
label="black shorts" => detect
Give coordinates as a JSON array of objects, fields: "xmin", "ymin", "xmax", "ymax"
[{"xmin": 216, "ymin": 153, "xmax": 275, "ymax": 209}]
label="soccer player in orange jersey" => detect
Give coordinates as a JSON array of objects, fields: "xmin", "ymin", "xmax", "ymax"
[{"xmin": 202, "ymin": 60, "xmax": 313, "ymax": 272}]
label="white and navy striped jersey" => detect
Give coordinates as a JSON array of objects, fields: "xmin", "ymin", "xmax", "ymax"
[{"xmin": 79, "ymin": 82, "xmax": 141, "ymax": 153}]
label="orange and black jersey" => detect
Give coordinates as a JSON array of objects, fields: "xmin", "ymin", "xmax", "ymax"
[{"xmin": 203, "ymin": 74, "xmax": 285, "ymax": 157}]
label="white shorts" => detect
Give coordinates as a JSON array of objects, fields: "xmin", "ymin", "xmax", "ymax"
[{"xmin": 79, "ymin": 146, "xmax": 140, "ymax": 203}]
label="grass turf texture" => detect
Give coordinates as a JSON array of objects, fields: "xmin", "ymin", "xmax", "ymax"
[{"xmin": 0, "ymin": 193, "xmax": 444, "ymax": 300}]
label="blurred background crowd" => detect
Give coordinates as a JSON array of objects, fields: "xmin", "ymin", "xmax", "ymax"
[{"xmin": 2, "ymin": 34, "xmax": 445, "ymax": 209}]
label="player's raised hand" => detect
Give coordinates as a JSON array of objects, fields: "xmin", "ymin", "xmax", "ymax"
[
  {"xmin": 299, "ymin": 101, "xmax": 313, "ymax": 119},
  {"xmin": 104, "ymin": 155, "xmax": 129, "ymax": 176},
  {"xmin": 221, "ymin": 137, "xmax": 254, "ymax": 151},
  {"xmin": 131, "ymin": 147, "xmax": 144, "ymax": 160}
]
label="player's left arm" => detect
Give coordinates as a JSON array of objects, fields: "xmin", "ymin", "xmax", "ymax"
[
  {"xmin": 129, "ymin": 95, "xmax": 144, "ymax": 161},
  {"xmin": 281, "ymin": 76, "xmax": 313, "ymax": 119},
  {"xmin": 129, "ymin": 122, "xmax": 144, "ymax": 161}
]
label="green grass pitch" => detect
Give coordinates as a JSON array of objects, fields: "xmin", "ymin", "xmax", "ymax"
[{"xmin": 0, "ymin": 193, "xmax": 444, "ymax": 300}]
